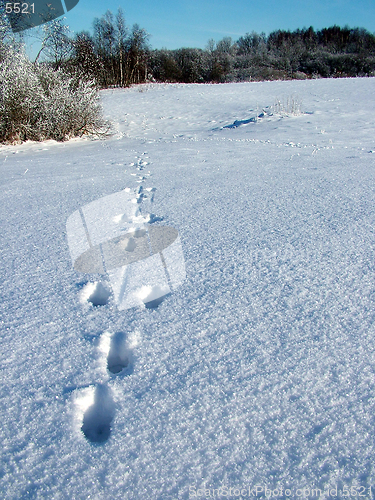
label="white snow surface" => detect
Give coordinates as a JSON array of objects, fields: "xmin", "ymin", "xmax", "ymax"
[{"xmin": 1, "ymin": 79, "xmax": 375, "ymax": 498}]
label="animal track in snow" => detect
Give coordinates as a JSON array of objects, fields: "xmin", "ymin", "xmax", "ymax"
[
  {"xmin": 130, "ymin": 153, "xmax": 149, "ymax": 171},
  {"xmin": 80, "ymin": 384, "xmax": 115, "ymax": 444},
  {"xmin": 132, "ymin": 186, "xmax": 161, "ymax": 223},
  {"xmin": 121, "ymin": 236, "xmax": 137, "ymax": 252},
  {"xmin": 147, "ymin": 213, "xmax": 164, "ymax": 224},
  {"xmin": 136, "ymin": 153, "xmax": 149, "ymax": 171},
  {"xmin": 111, "ymin": 186, "xmax": 161, "ymax": 228},
  {"xmin": 67, "ymin": 151, "xmax": 185, "ymax": 443},
  {"xmin": 106, "ymin": 331, "xmax": 135, "ymax": 375},
  {"xmin": 135, "ymin": 185, "xmax": 156, "ymax": 204},
  {"xmin": 99, "ymin": 330, "xmax": 139, "ymax": 374},
  {"xmin": 131, "ymin": 228, "xmax": 147, "ymax": 238},
  {"xmin": 81, "ymin": 281, "xmax": 111, "ymax": 306},
  {"xmin": 126, "ymin": 153, "xmax": 159, "ymax": 223},
  {"xmin": 136, "ymin": 284, "xmax": 171, "ymax": 309},
  {"xmin": 135, "ymin": 185, "xmax": 145, "ymax": 203}
]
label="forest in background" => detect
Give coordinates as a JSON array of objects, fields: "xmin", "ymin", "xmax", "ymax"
[
  {"xmin": 1, "ymin": 6, "xmax": 375, "ymax": 143},
  {"xmin": 2, "ymin": 7, "xmax": 375, "ymax": 86},
  {"xmin": 22, "ymin": 9, "xmax": 375, "ymax": 85}
]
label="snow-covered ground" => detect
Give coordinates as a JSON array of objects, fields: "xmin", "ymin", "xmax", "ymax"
[{"xmin": 1, "ymin": 78, "xmax": 375, "ymax": 499}]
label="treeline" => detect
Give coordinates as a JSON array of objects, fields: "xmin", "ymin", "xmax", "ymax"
[
  {"xmin": 61, "ymin": 12, "xmax": 375, "ymax": 85},
  {"xmin": 2, "ymin": 5, "xmax": 375, "ymax": 144},
  {"xmin": 68, "ymin": 10, "xmax": 150, "ymax": 87},
  {"xmin": 3, "ymin": 7, "xmax": 375, "ymax": 86},
  {"xmin": 150, "ymin": 27, "xmax": 375, "ymax": 83}
]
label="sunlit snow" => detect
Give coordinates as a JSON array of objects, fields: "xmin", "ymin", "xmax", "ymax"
[{"xmin": 1, "ymin": 79, "xmax": 375, "ymax": 499}]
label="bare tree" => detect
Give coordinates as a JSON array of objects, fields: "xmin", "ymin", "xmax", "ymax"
[
  {"xmin": 93, "ymin": 10, "xmax": 116, "ymax": 86},
  {"xmin": 34, "ymin": 18, "xmax": 72, "ymax": 69},
  {"xmin": 115, "ymin": 8, "xmax": 127, "ymax": 86},
  {"xmin": 126, "ymin": 24, "xmax": 150, "ymax": 84},
  {"xmin": 71, "ymin": 31, "xmax": 103, "ymax": 83}
]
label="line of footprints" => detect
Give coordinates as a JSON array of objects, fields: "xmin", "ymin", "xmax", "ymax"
[
  {"xmin": 77, "ymin": 152, "xmax": 154, "ymax": 444},
  {"xmin": 79, "ymin": 330, "xmax": 138, "ymax": 444}
]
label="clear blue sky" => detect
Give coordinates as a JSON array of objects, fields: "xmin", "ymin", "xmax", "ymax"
[{"xmin": 35, "ymin": 0, "xmax": 375, "ymax": 49}]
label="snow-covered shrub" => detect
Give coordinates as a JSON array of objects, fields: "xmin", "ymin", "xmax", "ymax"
[{"xmin": 0, "ymin": 46, "xmax": 111, "ymax": 143}]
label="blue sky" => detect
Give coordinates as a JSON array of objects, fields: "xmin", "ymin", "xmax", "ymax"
[{"xmin": 38, "ymin": 0, "xmax": 375, "ymax": 49}]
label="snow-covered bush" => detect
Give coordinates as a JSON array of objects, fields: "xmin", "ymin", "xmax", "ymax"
[{"xmin": 0, "ymin": 46, "xmax": 111, "ymax": 143}]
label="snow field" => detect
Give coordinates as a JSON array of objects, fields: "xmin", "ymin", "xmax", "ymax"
[{"xmin": 1, "ymin": 78, "xmax": 375, "ymax": 498}]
